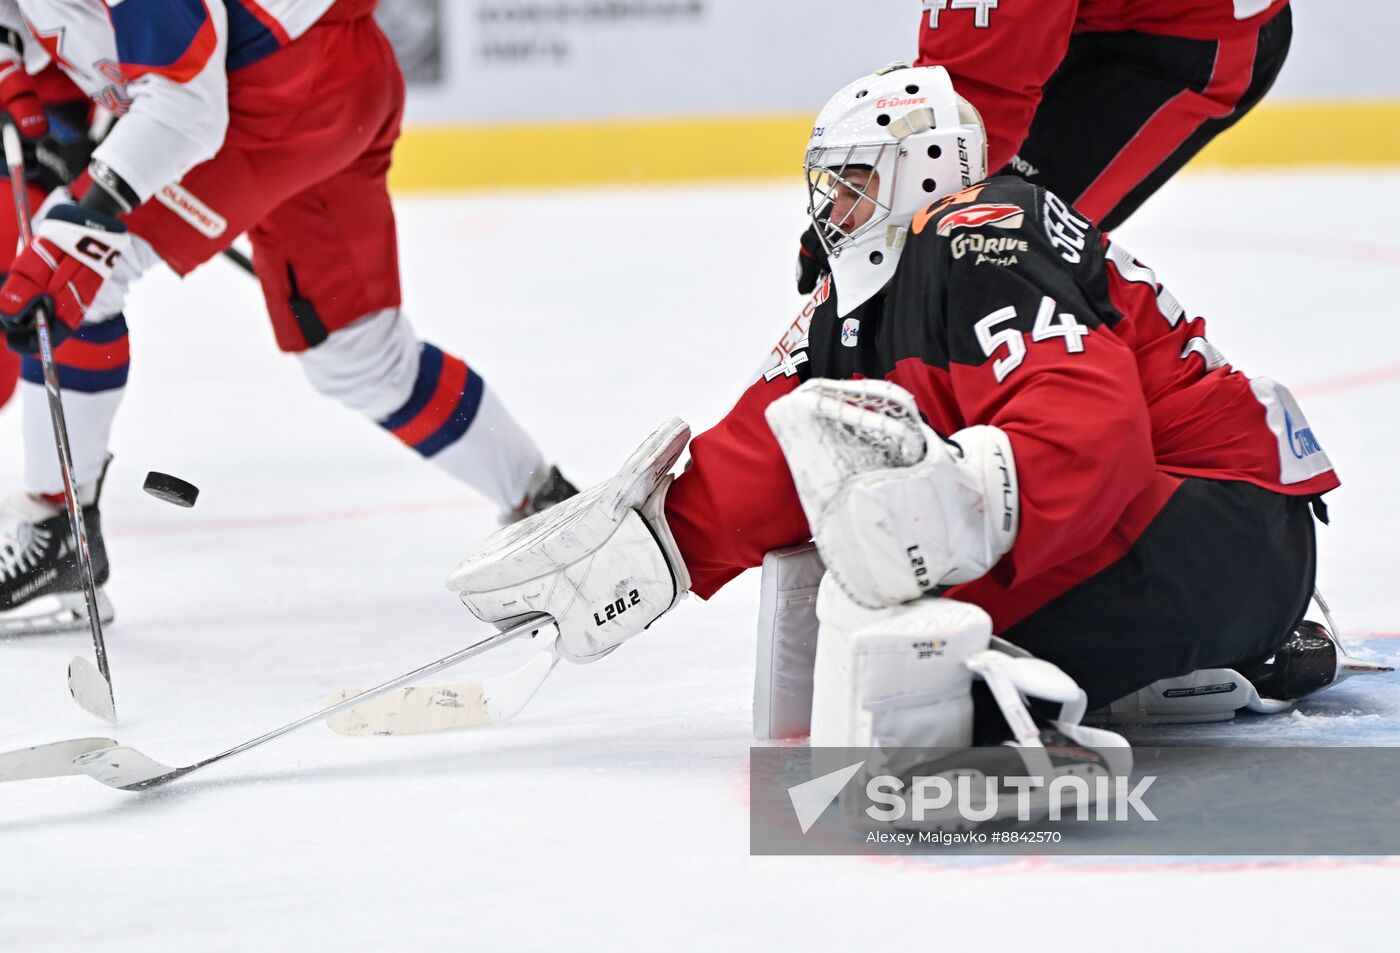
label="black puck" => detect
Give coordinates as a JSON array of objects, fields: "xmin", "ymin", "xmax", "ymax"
[{"xmin": 143, "ymin": 471, "xmax": 199, "ymax": 508}]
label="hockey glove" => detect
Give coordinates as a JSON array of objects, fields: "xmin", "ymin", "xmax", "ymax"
[
  {"xmin": 795, "ymin": 222, "xmax": 829, "ymax": 295},
  {"xmin": 0, "ymin": 204, "xmax": 128, "ymax": 354},
  {"xmin": 28, "ymin": 101, "xmax": 96, "ymax": 192},
  {"xmin": 0, "ymin": 52, "xmax": 46, "ymax": 142}
]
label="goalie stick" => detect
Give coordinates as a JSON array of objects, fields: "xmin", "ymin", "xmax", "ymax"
[
  {"xmin": 0, "ymin": 615, "xmax": 554, "ymax": 791},
  {"xmin": 325, "ymin": 633, "xmax": 561, "ymax": 736},
  {"xmin": 0, "ymin": 738, "xmax": 115, "ymax": 781},
  {"xmin": 747, "ymin": 275, "xmax": 830, "ymax": 386},
  {"xmin": 3, "ymin": 122, "xmax": 117, "ymax": 723}
]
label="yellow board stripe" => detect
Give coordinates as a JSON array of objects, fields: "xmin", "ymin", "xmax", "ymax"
[
  {"xmin": 387, "ymin": 114, "xmax": 814, "ymax": 191},
  {"xmin": 1189, "ymin": 101, "xmax": 1400, "ymax": 167},
  {"xmin": 388, "ymin": 101, "xmax": 1400, "ymax": 192}
]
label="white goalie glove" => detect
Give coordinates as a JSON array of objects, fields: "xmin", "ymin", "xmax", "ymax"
[
  {"xmin": 446, "ymin": 419, "xmax": 692, "ymax": 663},
  {"xmin": 765, "ymin": 379, "xmax": 1018, "ymax": 609}
]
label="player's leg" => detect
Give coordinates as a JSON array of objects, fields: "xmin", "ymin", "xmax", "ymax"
[
  {"xmin": 286, "ymin": 300, "xmax": 562, "ymax": 517},
  {"xmin": 1001, "ymin": 477, "xmax": 1319, "ymax": 711},
  {"xmin": 0, "ymin": 175, "xmax": 41, "ymax": 413},
  {"xmin": 246, "ymin": 20, "xmax": 565, "ymax": 519},
  {"xmin": 0, "ymin": 346, "xmax": 15, "ymax": 411},
  {"xmin": 1005, "ymin": 5, "xmax": 1292, "ymax": 229}
]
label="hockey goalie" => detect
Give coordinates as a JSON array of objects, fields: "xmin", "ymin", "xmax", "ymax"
[{"xmin": 446, "ymin": 65, "xmax": 1386, "ymax": 825}]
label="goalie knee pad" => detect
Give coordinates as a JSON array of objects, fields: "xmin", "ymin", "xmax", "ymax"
[
  {"xmin": 766, "ymin": 379, "xmax": 1018, "ymax": 609},
  {"xmin": 810, "ymin": 582, "xmax": 1131, "ymax": 830},
  {"xmin": 807, "ymin": 583, "xmax": 1125, "ymax": 758},
  {"xmin": 447, "ymin": 418, "xmax": 692, "ymax": 663}
]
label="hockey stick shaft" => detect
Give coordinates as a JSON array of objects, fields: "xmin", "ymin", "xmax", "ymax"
[
  {"xmin": 221, "ymin": 245, "xmax": 254, "ymax": 275},
  {"xmin": 3, "ymin": 123, "xmax": 116, "ymax": 721},
  {"xmin": 747, "ymin": 277, "xmax": 828, "ymax": 386},
  {"xmin": 73, "ymin": 615, "xmax": 555, "ymax": 790},
  {"xmin": 214, "ymin": 618, "xmax": 549, "ymax": 763}
]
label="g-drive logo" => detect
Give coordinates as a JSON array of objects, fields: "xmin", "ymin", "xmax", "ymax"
[{"xmin": 788, "ymin": 760, "xmax": 1157, "ymax": 833}]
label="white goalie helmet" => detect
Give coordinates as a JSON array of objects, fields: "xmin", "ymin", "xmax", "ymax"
[{"xmin": 806, "ymin": 63, "xmax": 988, "ymax": 316}]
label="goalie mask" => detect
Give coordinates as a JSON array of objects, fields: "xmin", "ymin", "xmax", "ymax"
[{"xmin": 806, "ymin": 64, "xmax": 987, "ymax": 316}]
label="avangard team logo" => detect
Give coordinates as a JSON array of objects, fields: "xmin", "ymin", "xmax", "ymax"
[{"xmin": 935, "ymin": 204, "xmax": 1026, "ymax": 236}]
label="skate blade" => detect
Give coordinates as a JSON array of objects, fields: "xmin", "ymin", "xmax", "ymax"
[
  {"xmin": 1336, "ymin": 654, "xmax": 1395, "ymax": 682},
  {"xmin": 0, "ymin": 589, "xmax": 114, "ymax": 638}
]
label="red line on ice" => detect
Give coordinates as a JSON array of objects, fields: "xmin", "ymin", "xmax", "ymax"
[
  {"xmin": 1294, "ymin": 363, "xmax": 1400, "ymax": 398},
  {"xmin": 109, "ymin": 497, "xmax": 490, "ymax": 539}
]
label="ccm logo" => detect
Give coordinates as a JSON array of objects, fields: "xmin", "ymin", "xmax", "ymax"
[
  {"xmin": 76, "ymin": 236, "xmax": 121, "ymax": 269},
  {"xmin": 593, "ymin": 589, "xmax": 641, "ymax": 626}
]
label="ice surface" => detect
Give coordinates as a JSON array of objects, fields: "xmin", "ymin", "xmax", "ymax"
[{"xmin": 1, "ymin": 170, "xmax": 1398, "ymax": 950}]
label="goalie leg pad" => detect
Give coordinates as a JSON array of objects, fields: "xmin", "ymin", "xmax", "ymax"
[
  {"xmin": 765, "ymin": 379, "xmax": 1017, "ymax": 609},
  {"xmin": 810, "ymin": 579, "xmax": 992, "ymax": 750},
  {"xmin": 447, "ymin": 418, "xmax": 691, "ymax": 663},
  {"xmin": 753, "ymin": 543, "xmax": 826, "ymax": 740}
]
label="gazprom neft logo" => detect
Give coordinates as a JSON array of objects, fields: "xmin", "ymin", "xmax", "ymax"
[
  {"xmin": 785, "ymin": 759, "xmax": 1156, "ymax": 833},
  {"xmin": 1285, "ymin": 407, "xmax": 1323, "ymax": 460}
]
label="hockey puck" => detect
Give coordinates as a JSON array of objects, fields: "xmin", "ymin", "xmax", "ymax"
[{"xmin": 143, "ymin": 471, "xmax": 200, "ymax": 508}]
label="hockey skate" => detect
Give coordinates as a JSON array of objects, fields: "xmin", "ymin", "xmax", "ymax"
[
  {"xmin": 0, "ymin": 472, "xmax": 113, "ymax": 638},
  {"xmin": 503, "ymin": 465, "xmax": 578, "ymax": 524},
  {"xmin": 1093, "ymin": 591, "xmax": 1392, "ymax": 724},
  {"xmin": 1239, "ymin": 594, "xmax": 1393, "ymax": 704}
]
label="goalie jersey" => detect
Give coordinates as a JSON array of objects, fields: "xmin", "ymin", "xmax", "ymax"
[{"xmin": 665, "ymin": 175, "xmax": 1338, "ymax": 631}]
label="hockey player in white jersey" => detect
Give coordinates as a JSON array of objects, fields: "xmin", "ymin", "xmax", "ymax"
[{"xmin": 0, "ymin": 0, "xmax": 575, "ymax": 634}]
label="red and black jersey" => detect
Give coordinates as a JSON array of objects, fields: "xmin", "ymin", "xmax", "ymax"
[
  {"xmin": 664, "ymin": 175, "xmax": 1336, "ymax": 633},
  {"xmin": 915, "ymin": 0, "xmax": 1290, "ymax": 178}
]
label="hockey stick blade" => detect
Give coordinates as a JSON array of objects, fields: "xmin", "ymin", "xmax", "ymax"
[
  {"xmin": 69, "ymin": 655, "xmax": 117, "ymax": 723},
  {"xmin": 57, "ymin": 616, "xmax": 552, "ymax": 792},
  {"xmin": 0, "ymin": 738, "xmax": 116, "ymax": 781},
  {"xmin": 326, "ymin": 636, "xmax": 561, "ymax": 736},
  {"xmin": 73, "ymin": 746, "xmax": 188, "ymax": 791}
]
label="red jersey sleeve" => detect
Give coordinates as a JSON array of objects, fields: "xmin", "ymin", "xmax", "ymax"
[{"xmin": 665, "ymin": 369, "xmax": 811, "ymax": 600}]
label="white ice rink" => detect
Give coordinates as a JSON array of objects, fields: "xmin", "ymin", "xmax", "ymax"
[{"xmin": 1, "ymin": 169, "xmax": 1398, "ymax": 950}]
